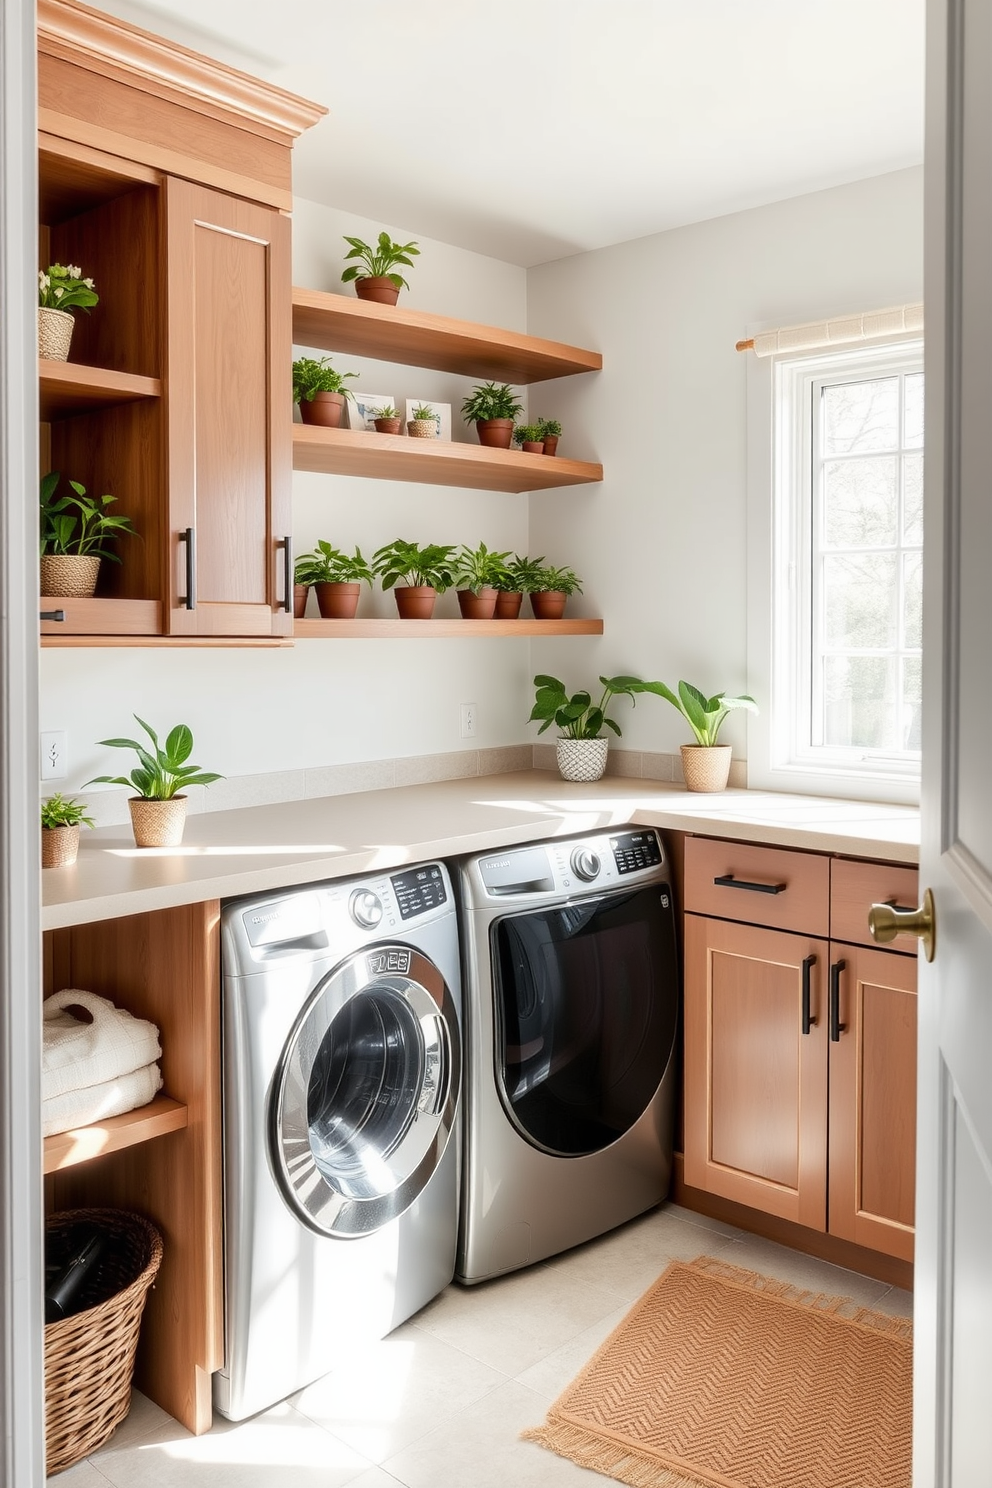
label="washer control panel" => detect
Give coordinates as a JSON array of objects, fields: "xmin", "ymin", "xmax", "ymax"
[
  {"xmin": 611, "ymin": 830, "xmax": 663, "ymax": 875},
  {"xmin": 390, "ymin": 864, "xmax": 448, "ymax": 920}
]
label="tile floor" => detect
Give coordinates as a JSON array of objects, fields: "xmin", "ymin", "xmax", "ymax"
[{"xmin": 55, "ymin": 1203, "xmax": 913, "ymax": 1487}]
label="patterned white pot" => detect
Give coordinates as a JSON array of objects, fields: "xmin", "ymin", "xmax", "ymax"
[{"xmin": 556, "ymin": 738, "xmax": 609, "ymax": 782}]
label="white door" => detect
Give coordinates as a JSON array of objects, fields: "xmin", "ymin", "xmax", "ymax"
[{"xmin": 914, "ymin": 0, "xmax": 992, "ymax": 1480}]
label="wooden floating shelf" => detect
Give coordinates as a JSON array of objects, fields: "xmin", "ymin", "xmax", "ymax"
[
  {"xmin": 43, "ymin": 1094, "xmax": 188, "ymax": 1175},
  {"xmin": 294, "ymin": 618, "xmax": 604, "ymax": 638},
  {"xmin": 293, "ymin": 425, "xmax": 602, "ymax": 493},
  {"xmin": 292, "ymin": 286, "xmax": 602, "ymax": 384},
  {"xmin": 40, "ymin": 359, "xmax": 161, "ymax": 419}
]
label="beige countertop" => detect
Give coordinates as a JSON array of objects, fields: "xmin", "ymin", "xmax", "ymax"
[{"xmin": 41, "ymin": 771, "xmax": 920, "ymax": 930}]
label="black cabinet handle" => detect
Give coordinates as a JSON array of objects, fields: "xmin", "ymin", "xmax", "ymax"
[
  {"xmin": 713, "ymin": 873, "xmax": 787, "ymax": 895},
  {"xmin": 281, "ymin": 535, "xmax": 293, "ymax": 613},
  {"xmin": 179, "ymin": 527, "xmax": 196, "ymax": 610},
  {"xmin": 885, "ymin": 898, "xmax": 916, "ymax": 913},
  {"xmin": 829, "ymin": 959, "xmax": 847, "ymax": 1042},
  {"xmin": 802, "ymin": 954, "xmax": 817, "ymax": 1035},
  {"xmin": 39, "ymin": 609, "xmax": 65, "ymax": 622}
]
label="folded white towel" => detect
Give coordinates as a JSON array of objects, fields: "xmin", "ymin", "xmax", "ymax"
[
  {"xmin": 42, "ymin": 990, "xmax": 162, "ymax": 1101},
  {"xmin": 42, "ymin": 1060, "xmax": 163, "ymax": 1138}
]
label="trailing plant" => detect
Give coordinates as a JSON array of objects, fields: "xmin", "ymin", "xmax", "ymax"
[
  {"xmin": 534, "ymin": 563, "xmax": 583, "ymax": 595},
  {"xmin": 371, "ymin": 404, "xmax": 398, "ymax": 419},
  {"xmin": 411, "ymin": 403, "xmax": 435, "ymax": 420},
  {"xmin": 294, "ymin": 541, "xmax": 375, "ymax": 586},
  {"xmin": 452, "ymin": 541, "xmax": 511, "ymax": 595},
  {"xmin": 40, "ymin": 472, "xmax": 136, "ymax": 562},
  {"xmin": 292, "ymin": 355, "xmax": 358, "ymax": 404},
  {"xmin": 461, "ymin": 381, "xmax": 524, "ymax": 424},
  {"xmin": 340, "ymin": 231, "xmax": 420, "ymax": 291},
  {"xmin": 86, "ymin": 716, "xmax": 223, "ymax": 800},
  {"xmin": 536, "ymin": 417, "xmax": 562, "ymax": 438},
  {"xmin": 529, "ymin": 674, "xmax": 650, "ymax": 740},
  {"xmin": 512, "ymin": 423, "xmax": 544, "ymax": 446},
  {"xmin": 643, "ymin": 680, "xmax": 758, "ymax": 746},
  {"xmin": 373, "ymin": 538, "xmax": 455, "ymax": 592},
  {"xmin": 494, "ymin": 553, "xmax": 546, "ymax": 592},
  {"xmin": 38, "ymin": 263, "xmax": 98, "ymax": 312},
  {"xmin": 41, "ymin": 793, "xmax": 94, "ymax": 830}
]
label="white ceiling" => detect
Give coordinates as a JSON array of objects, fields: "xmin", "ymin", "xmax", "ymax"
[{"xmin": 98, "ymin": 0, "xmax": 925, "ymax": 268}]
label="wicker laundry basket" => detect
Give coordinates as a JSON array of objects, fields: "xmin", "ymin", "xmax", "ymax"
[{"xmin": 44, "ymin": 1208, "xmax": 162, "ymax": 1475}]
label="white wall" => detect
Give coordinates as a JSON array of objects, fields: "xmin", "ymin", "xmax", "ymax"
[{"xmin": 525, "ymin": 167, "xmax": 924, "ymax": 764}]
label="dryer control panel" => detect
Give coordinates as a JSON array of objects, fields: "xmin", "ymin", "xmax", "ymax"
[
  {"xmin": 391, "ymin": 865, "xmax": 448, "ymax": 920},
  {"xmin": 472, "ymin": 828, "xmax": 668, "ymax": 905}
]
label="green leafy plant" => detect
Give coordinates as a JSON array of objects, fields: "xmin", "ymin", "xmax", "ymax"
[
  {"xmin": 461, "ymin": 381, "xmax": 524, "ymax": 424},
  {"xmin": 340, "ymin": 231, "xmax": 420, "ymax": 291},
  {"xmin": 86, "ymin": 716, "xmax": 223, "ymax": 800},
  {"xmin": 411, "ymin": 403, "xmax": 435, "ymax": 420},
  {"xmin": 41, "ymin": 793, "xmax": 94, "ymax": 830},
  {"xmin": 536, "ymin": 417, "xmax": 562, "ymax": 438},
  {"xmin": 371, "ymin": 404, "xmax": 398, "ymax": 419},
  {"xmin": 494, "ymin": 553, "xmax": 546, "ymax": 592},
  {"xmin": 534, "ymin": 563, "xmax": 583, "ymax": 595},
  {"xmin": 38, "ymin": 263, "xmax": 98, "ymax": 312},
  {"xmin": 373, "ymin": 539, "xmax": 455, "ymax": 592},
  {"xmin": 292, "ymin": 356, "xmax": 358, "ymax": 404},
  {"xmin": 512, "ymin": 423, "xmax": 544, "ymax": 446},
  {"xmin": 529, "ymin": 674, "xmax": 650, "ymax": 740},
  {"xmin": 644, "ymin": 680, "xmax": 758, "ymax": 746},
  {"xmin": 294, "ymin": 541, "xmax": 375, "ymax": 586},
  {"xmin": 452, "ymin": 541, "xmax": 511, "ymax": 594},
  {"xmin": 40, "ymin": 472, "xmax": 136, "ymax": 561}
]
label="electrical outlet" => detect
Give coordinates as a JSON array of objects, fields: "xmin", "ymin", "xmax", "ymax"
[
  {"xmin": 460, "ymin": 703, "xmax": 477, "ymax": 739},
  {"xmin": 41, "ymin": 730, "xmax": 67, "ymax": 781}
]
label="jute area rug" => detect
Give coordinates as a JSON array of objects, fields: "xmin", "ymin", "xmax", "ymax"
[{"xmin": 524, "ymin": 1255, "xmax": 912, "ymax": 1488}]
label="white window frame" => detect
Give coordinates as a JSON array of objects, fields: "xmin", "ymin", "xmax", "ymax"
[{"xmin": 747, "ymin": 336, "xmax": 923, "ymax": 805}]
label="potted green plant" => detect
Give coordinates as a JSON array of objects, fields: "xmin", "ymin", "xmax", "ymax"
[
  {"xmin": 536, "ymin": 416, "xmax": 562, "ymax": 456},
  {"xmin": 492, "ymin": 552, "xmax": 545, "ymax": 619},
  {"xmin": 529, "ymin": 673, "xmax": 650, "ymax": 781},
  {"xmin": 292, "ymin": 355, "xmax": 358, "ymax": 427},
  {"xmin": 40, "ymin": 471, "xmax": 137, "ymax": 599},
  {"xmin": 512, "ymin": 422, "xmax": 545, "ymax": 454},
  {"xmin": 529, "ymin": 563, "xmax": 583, "ymax": 620},
  {"xmin": 38, "ymin": 262, "xmax": 98, "ymax": 362},
  {"xmin": 40, "ymin": 793, "xmax": 94, "ymax": 868},
  {"xmin": 294, "ymin": 541, "xmax": 375, "ymax": 619},
  {"xmin": 461, "ymin": 382, "xmax": 524, "ymax": 449},
  {"xmin": 373, "ymin": 539, "xmax": 455, "ymax": 619},
  {"xmin": 86, "ymin": 716, "xmax": 223, "ymax": 847},
  {"xmin": 644, "ymin": 680, "xmax": 757, "ymax": 792},
  {"xmin": 292, "ymin": 553, "xmax": 317, "ymax": 618},
  {"xmin": 408, "ymin": 403, "xmax": 438, "ymax": 439},
  {"xmin": 371, "ymin": 404, "xmax": 403, "ymax": 435},
  {"xmin": 452, "ymin": 542, "xmax": 511, "ymax": 620},
  {"xmin": 340, "ymin": 230, "xmax": 420, "ymax": 305}
]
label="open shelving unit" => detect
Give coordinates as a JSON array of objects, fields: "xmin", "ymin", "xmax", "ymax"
[
  {"xmin": 43, "ymin": 1094, "xmax": 188, "ymax": 1175},
  {"xmin": 294, "ymin": 617, "xmax": 604, "ymax": 638}
]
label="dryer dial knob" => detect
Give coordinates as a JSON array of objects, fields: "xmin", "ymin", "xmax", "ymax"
[
  {"xmin": 570, "ymin": 847, "xmax": 601, "ymax": 882},
  {"xmin": 349, "ymin": 889, "xmax": 383, "ymax": 928}
]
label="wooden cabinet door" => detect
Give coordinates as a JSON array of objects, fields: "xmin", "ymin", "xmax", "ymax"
[
  {"xmin": 827, "ymin": 943, "xmax": 917, "ymax": 1262},
  {"xmin": 165, "ymin": 178, "xmax": 292, "ymax": 636},
  {"xmin": 684, "ymin": 914, "xmax": 829, "ymax": 1229}
]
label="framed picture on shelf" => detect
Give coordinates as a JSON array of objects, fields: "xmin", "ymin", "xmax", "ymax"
[
  {"xmin": 348, "ymin": 392, "xmax": 396, "ymax": 432},
  {"xmin": 405, "ymin": 399, "xmax": 451, "ymax": 441}
]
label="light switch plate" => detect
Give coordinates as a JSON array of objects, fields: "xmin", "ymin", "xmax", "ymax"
[
  {"xmin": 41, "ymin": 730, "xmax": 67, "ymax": 781},
  {"xmin": 460, "ymin": 703, "xmax": 477, "ymax": 738}
]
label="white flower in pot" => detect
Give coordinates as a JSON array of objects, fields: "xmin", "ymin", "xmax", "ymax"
[
  {"xmin": 38, "ymin": 262, "xmax": 98, "ymax": 361},
  {"xmin": 529, "ymin": 673, "xmax": 650, "ymax": 782},
  {"xmin": 86, "ymin": 716, "xmax": 223, "ymax": 847},
  {"xmin": 644, "ymin": 680, "xmax": 758, "ymax": 792}
]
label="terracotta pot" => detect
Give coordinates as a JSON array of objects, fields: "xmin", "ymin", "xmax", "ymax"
[
  {"xmin": 40, "ymin": 553, "xmax": 100, "ymax": 598},
  {"xmin": 474, "ymin": 418, "xmax": 515, "ymax": 449},
  {"xmin": 407, "ymin": 419, "xmax": 436, "ymax": 439},
  {"xmin": 298, "ymin": 392, "xmax": 345, "ymax": 427},
  {"xmin": 41, "ymin": 824, "xmax": 79, "ymax": 868},
  {"xmin": 355, "ymin": 276, "xmax": 400, "ymax": 305},
  {"xmin": 556, "ymin": 738, "xmax": 609, "ymax": 783},
  {"xmin": 315, "ymin": 581, "xmax": 361, "ymax": 620},
  {"xmin": 542, "ymin": 434, "xmax": 559, "ymax": 457},
  {"xmin": 293, "ymin": 583, "xmax": 309, "ymax": 619},
  {"xmin": 680, "ymin": 744, "xmax": 733, "ymax": 793},
  {"xmin": 128, "ymin": 796, "xmax": 187, "ymax": 848},
  {"xmin": 38, "ymin": 306, "xmax": 74, "ymax": 362},
  {"xmin": 521, "ymin": 440, "xmax": 544, "ymax": 454},
  {"xmin": 394, "ymin": 585, "xmax": 437, "ymax": 619},
  {"xmin": 373, "ymin": 417, "xmax": 403, "ymax": 435},
  {"xmin": 529, "ymin": 589, "xmax": 568, "ymax": 620},
  {"xmin": 494, "ymin": 590, "xmax": 523, "ymax": 619},
  {"xmin": 457, "ymin": 587, "xmax": 497, "ymax": 620}
]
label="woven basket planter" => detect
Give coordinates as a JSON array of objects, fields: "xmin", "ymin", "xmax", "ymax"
[
  {"xmin": 680, "ymin": 744, "xmax": 733, "ymax": 792},
  {"xmin": 41, "ymin": 824, "xmax": 80, "ymax": 868},
  {"xmin": 45, "ymin": 1208, "xmax": 163, "ymax": 1475},
  {"xmin": 40, "ymin": 554, "xmax": 100, "ymax": 598},
  {"xmin": 556, "ymin": 738, "xmax": 609, "ymax": 782},
  {"xmin": 128, "ymin": 795, "xmax": 187, "ymax": 847},
  {"xmin": 407, "ymin": 418, "xmax": 437, "ymax": 438},
  {"xmin": 39, "ymin": 306, "xmax": 74, "ymax": 361}
]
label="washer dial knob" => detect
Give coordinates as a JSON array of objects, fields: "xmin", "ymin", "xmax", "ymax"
[
  {"xmin": 570, "ymin": 847, "xmax": 601, "ymax": 882},
  {"xmin": 349, "ymin": 889, "xmax": 383, "ymax": 928}
]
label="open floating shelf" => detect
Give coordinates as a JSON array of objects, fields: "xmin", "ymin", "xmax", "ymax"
[
  {"xmin": 294, "ymin": 618, "xmax": 604, "ymax": 638},
  {"xmin": 43, "ymin": 1094, "xmax": 188, "ymax": 1175},
  {"xmin": 40, "ymin": 359, "xmax": 161, "ymax": 419}
]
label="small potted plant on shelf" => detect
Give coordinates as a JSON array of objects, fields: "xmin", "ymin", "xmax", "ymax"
[
  {"xmin": 461, "ymin": 382, "xmax": 524, "ymax": 449},
  {"xmin": 40, "ymin": 471, "xmax": 137, "ymax": 599},
  {"xmin": 408, "ymin": 403, "xmax": 438, "ymax": 439},
  {"xmin": 528, "ymin": 673, "xmax": 651, "ymax": 782},
  {"xmin": 371, "ymin": 404, "xmax": 403, "ymax": 435},
  {"xmin": 537, "ymin": 417, "xmax": 562, "ymax": 456},
  {"xmin": 373, "ymin": 538, "xmax": 455, "ymax": 619},
  {"xmin": 40, "ymin": 793, "xmax": 93, "ymax": 868},
  {"xmin": 340, "ymin": 230, "xmax": 420, "ymax": 305},
  {"xmin": 294, "ymin": 541, "xmax": 375, "ymax": 619},
  {"xmin": 452, "ymin": 542, "xmax": 512, "ymax": 620},
  {"xmin": 38, "ymin": 262, "xmax": 98, "ymax": 362},
  {"xmin": 512, "ymin": 422, "xmax": 545, "ymax": 454},
  {"xmin": 292, "ymin": 355, "xmax": 358, "ymax": 427},
  {"xmin": 86, "ymin": 716, "xmax": 223, "ymax": 848},
  {"xmin": 529, "ymin": 563, "xmax": 583, "ymax": 620},
  {"xmin": 490, "ymin": 552, "xmax": 543, "ymax": 619},
  {"xmin": 644, "ymin": 680, "xmax": 758, "ymax": 792}
]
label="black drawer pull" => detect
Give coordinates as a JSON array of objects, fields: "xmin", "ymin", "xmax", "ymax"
[
  {"xmin": 179, "ymin": 526, "xmax": 196, "ymax": 610},
  {"xmin": 39, "ymin": 609, "xmax": 65, "ymax": 622},
  {"xmin": 714, "ymin": 873, "xmax": 787, "ymax": 895},
  {"xmin": 885, "ymin": 898, "xmax": 916, "ymax": 914},
  {"xmin": 802, "ymin": 955, "xmax": 817, "ymax": 1035},
  {"xmin": 829, "ymin": 959, "xmax": 847, "ymax": 1042}
]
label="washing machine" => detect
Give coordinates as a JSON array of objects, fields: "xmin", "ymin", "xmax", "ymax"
[
  {"xmin": 455, "ymin": 828, "xmax": 679, "ymax": 1284},
  {"xmin": 215, "ymin": 862, "xmax": 461, "ymax": 1421}
]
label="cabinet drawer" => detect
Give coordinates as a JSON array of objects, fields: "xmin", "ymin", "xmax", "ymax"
[
  {"xmin": 830, "ymin": 858, "xmax": 920, "ymax": 952},
  {"xmin": 684, "ymin": 837, "xmax": 829, "ymax": 936}
]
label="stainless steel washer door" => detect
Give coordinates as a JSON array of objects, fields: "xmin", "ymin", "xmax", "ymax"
[{"xmin": 271, "ymin": 944, "xmax": 460, "ymax": 1238}]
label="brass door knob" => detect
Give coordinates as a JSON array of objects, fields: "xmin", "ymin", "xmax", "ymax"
[{"xmin": 868, "ymin": 886, "xmax": 936, "ymax": 962}]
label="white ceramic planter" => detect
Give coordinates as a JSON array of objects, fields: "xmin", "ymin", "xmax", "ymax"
[{"xmin": 556, "ymin": 738, "xmax": 609, "ymax": 782}]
